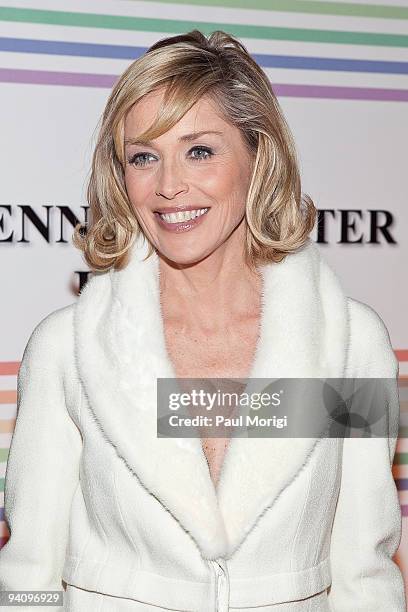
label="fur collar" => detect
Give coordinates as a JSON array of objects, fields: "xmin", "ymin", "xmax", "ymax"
[{"xmin": 74, "ymin": 236, "xmax": 349, "ymax": 560}]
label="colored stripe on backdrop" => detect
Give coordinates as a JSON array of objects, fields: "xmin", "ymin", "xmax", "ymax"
[
  {"xmin": 397, "ymin": 479, "xmax": 408, "ymax": 491},
  {"xmin": 0, "ymin": 67, "xmax": 116, "ymax": 88},
  {"xmin": 1, "ymin": 38, "xmax": 408, "ymax": 76},
  {"xmin": 0, "ymin": 362, "xmax": 19, "ymax": 376},
  {"xmin": 0, "ymin": 390, "xmax": 16, "ymax": 405},
  {"xmin": 123, "ymin": 0, "xmax": 408, "ymax": 21},
  {"xmin": 0, "ymin": 420, "xmax": 15, "ymax": 435},
  {"xmin": 0, "ymin": 521, "xmax": 8, "ymax": 538},
  {"xmin": 0, "ymin": 8, "xmax": 408, "ymax": 48},
  {"xmin": 1, "ymin": 68, "xmax": 408, "ymax": 102},
  {"xmin": 395, "ymin": 453, "xmax": 408, "ymax": 465}
]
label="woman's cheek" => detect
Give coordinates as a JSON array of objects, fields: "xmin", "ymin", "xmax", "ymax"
[{"xmin": 125, "ymin": 175, "xmax": 143, "ymax": 209}]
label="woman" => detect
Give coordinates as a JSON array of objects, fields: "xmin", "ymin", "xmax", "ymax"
[{"xmin": 0, "ymin": 30, "xmax": 405, "ymax": 612}]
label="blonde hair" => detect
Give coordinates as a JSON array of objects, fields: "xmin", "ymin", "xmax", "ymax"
[{"xmin": 73, "ymin": 29, "xmax": 316, "ymax": 272}]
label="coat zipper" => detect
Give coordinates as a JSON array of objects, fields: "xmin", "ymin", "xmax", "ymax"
[
  {"xmin": 209, "ymin": 558, "xmax": 229, "ymax": 611},
  {"xmin": 203, "ymin": 450, "xmax": 229, "ymax": 609}
]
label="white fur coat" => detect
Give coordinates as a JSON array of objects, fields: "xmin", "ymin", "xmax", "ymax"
[{"xmin": 0, "ymin": 236, "xmax": 405, "ymax": 611}]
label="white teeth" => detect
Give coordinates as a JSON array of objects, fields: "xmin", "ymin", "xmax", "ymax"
[{"xmin": 158, "ymin": 208, "xmax": 208, "ymax": 224}]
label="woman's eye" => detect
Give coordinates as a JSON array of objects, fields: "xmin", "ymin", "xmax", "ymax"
[
  {"xmin": 189, "ymin": 146, "xmax": 213, "ymax": 161},
  {"xmin": 128, "ymin": 152, "xmax": 155, "ymax": 167}
]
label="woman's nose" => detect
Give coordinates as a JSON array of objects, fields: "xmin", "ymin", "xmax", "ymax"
[{"xmin": 155, "ymin": 158, "xmax": 189, "ymax": 199}]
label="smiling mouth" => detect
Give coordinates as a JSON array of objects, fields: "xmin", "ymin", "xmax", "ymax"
[{"xmin": 155, "ymin": 208, "xmax": 209, "ymax": 224}]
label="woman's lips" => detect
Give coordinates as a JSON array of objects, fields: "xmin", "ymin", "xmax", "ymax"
[{"xmin": 154, "ymin": 209, "xmax": 210, "ymax": 233}]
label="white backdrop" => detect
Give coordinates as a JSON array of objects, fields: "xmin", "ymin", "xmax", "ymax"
[{"xmin": 1, "ymin": 0, "xmax": 407, "ymax": 601}]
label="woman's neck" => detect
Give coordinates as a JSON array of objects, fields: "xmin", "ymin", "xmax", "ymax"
[{"xmin": 158, "ymin": 240, "xmax": 262, "ymax": 334}]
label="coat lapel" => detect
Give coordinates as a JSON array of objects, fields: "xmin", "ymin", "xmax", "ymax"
[{"xmin": 74, "ymin": 235, "xmax": 349, "ymax": 561}]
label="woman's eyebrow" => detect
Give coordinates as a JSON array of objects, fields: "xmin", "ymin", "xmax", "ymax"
[{"xmin": 124, "ymin": 130, "xmax": 223, "ymax": 146}]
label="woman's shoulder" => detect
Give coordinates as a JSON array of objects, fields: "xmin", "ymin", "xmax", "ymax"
[
  {"xmin": 23, "ymin": 269, "xmax": 111, "ymax": 373},
  {"xmin": 20, "ymin": 303, "xmax": 76, "ymax": 374},
  {"xmin": 16, "ymin": 303, "xmax": 82, "ymax": 438},
  {"xmin": 346, "ymin": 296, "xmax": 398, "ymax": 377}
]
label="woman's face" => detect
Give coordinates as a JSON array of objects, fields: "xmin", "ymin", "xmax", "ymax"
[{"xmin": 123, "ymin": 88, "xmax": 254, "ymax": 266}]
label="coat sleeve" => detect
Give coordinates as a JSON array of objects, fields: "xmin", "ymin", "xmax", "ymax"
[
  {"xmin": 0, "ymin": 307, "xmax": 82, "ymax": 610},
  {"xmin": 327, "ymin": 300, "xmax": 407, "ymax": 611}
]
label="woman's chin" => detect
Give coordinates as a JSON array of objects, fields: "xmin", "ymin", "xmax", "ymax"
[{"xmin": 156, "ymin": 243, "xmax": 218, "ymax": 269}]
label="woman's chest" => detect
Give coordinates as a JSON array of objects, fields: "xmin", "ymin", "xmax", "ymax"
[
  {"xmin": 163, "ymin": 318, "xmax": 260, "ymax": 487},
  {"xmin": 162, "ymin": 317, "xmax": 260, "ymax": 380}
]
